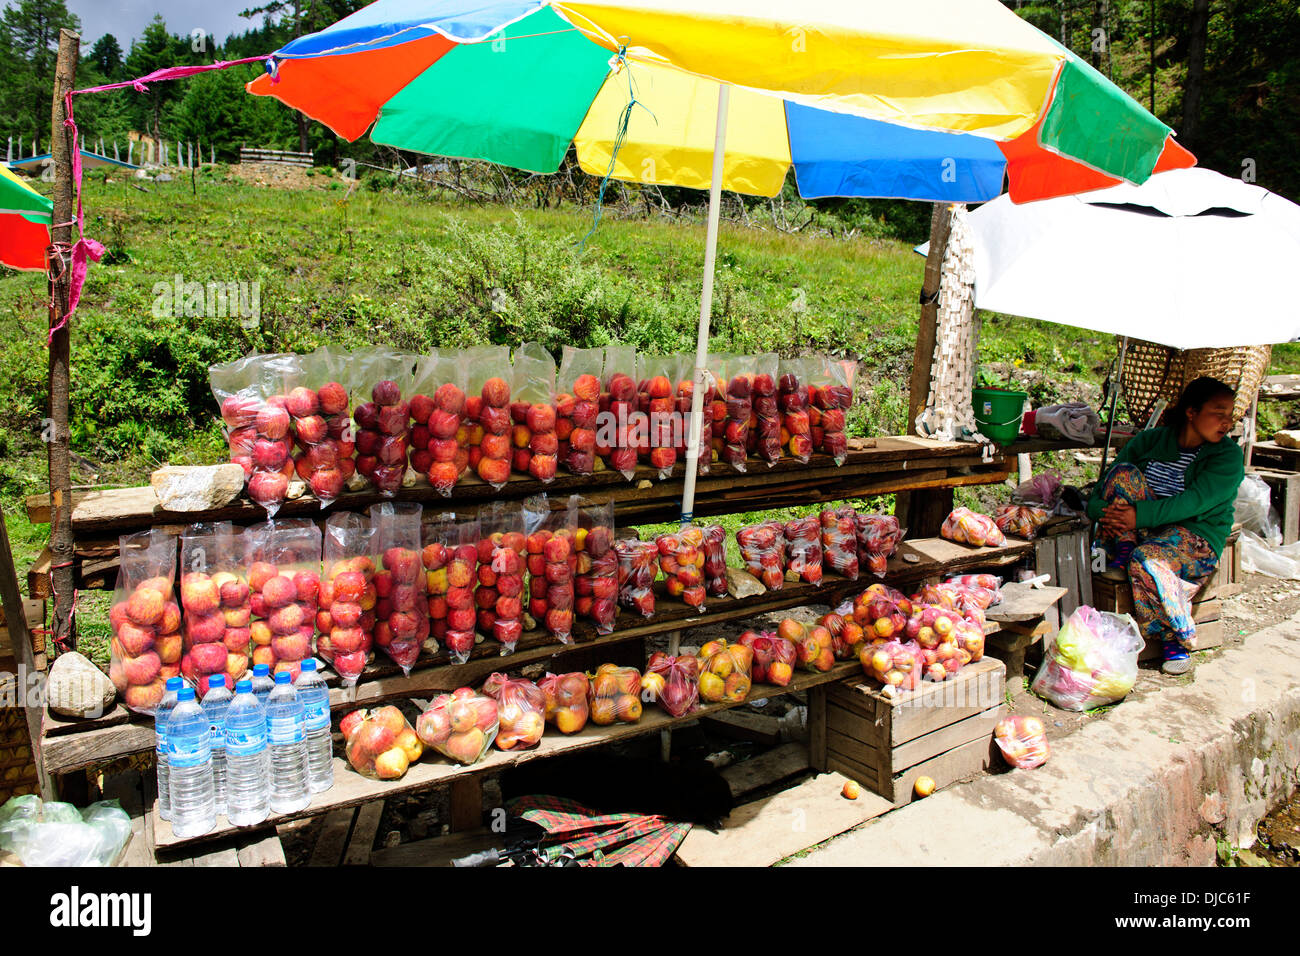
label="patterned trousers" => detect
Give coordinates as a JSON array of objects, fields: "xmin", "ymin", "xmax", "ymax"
[{"xmin": 1097, "ymin": 464, "xmax": 1218, "ymax": 645}]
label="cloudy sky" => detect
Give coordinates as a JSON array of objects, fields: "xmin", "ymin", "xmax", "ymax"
[{"xmin": 67, "ymin": 0, "xmax": 268, "ymax": 48}]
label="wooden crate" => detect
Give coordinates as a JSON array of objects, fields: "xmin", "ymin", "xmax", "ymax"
[
  {"xmin": 0, "ymin": 703, "xmax": 38, "ymax": 802},
  {"xmin": 813, "ymin": 657, "xmax": 1006, "ymax": 805},
  {"xmin": 1252, "ymin": 469, "xmax": 1300, "ymax": 546},
  {"xmin": 0, "ymin": 599, "xmax": 46, "ymax": 672}
]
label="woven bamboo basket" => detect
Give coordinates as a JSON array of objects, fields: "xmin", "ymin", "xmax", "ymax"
[{"xmin": 1120, "ymin": 340, "xmax": 1271, "ymax": 426}]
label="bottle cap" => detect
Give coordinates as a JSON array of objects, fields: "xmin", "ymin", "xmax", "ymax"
[
  {"xmin": 165, "ymin": 677, "xmax": 184, "ymax": 691},
  {"xmin": 253, "ymin": 664, "xmax": 270, "ymax": 676},
  {"xmin": 274, "ymin": 671, "xmax": 292, "ymax": 684},
  {"xmin": 300, "ymin": 659, "xmax": 317, "ymax": 673},
  {"xmin": 207, "ymin": 674, "xmax": 225, "ymax": 689},
  {"xmin": 235, "ymin": 680, "xmax": 253, "ymax": 693},
  {"xmin": 177, "ymin": 687, "xmax": 195, "ymax": 702}
]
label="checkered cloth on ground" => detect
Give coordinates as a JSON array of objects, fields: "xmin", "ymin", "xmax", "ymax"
[{"xmin": 508, "ymin": 795, "xmax": 692, "ymax": 867}]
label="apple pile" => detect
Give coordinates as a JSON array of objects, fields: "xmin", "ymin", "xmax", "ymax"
[
  {"xmin": 751, "ymin": 362, "xmax": 781, "ymax": 465},
  {"xmin": 472, "ymin": 376, "xmax": 514, "ymax": 489},
  {"xmin": 778, "ymin": 367, "xmax": 812, "ymax": 462},
  {"xmin": 777, "ymin": 618, "xmax": 835, "ymax": 673},
  {"xmin": 856, "ymin": 514, "xmax": 904, "ymax": 578},
  {"xmin": 482, "ymin": 673, "xmax": 547, "ymax": 750},
  {"xmin": 179, "ymin": 568, "xmax": 249, "ymax": 697},
  {"xmin": 903, "ymin": 605, "xmax": 971, "ymax": 682},
  {"xmin": 736, "ymin": 520, "xmax": 785, "ymax": 590},
  {"xmin": 288, "ymin": 383, "xmax": 354, "ymax": 506},
  {"xmin": 635, "ymin": 368, "xmax": 678, "ymax": 478},
  {"xmin": 369, "ymin": 503, "xmax": 429, "ymax": 673},
  {"xmin": 852, "ymin": 584, "xmax": 913, "ymax": 643},
  {"xmin": 510, "ymin": 399, "xmax": 559, "ymax": 483},
  {"xmin": 477, "ymin": 520, "xmax": 527, "ymax": 652},
  {"xmin": 557, "ymin": 373, "xmax": 600, "ymax": 476},
  {"xmin": 817, "ymin": 611, "xmax": 867, "ymax": 661},
  {"xmin": 246, "ymin": 520, "xmax": 321, "ymax": 683},
  {"xmin": 354, "ymin": 379, "xmax": 409, "ymax": 496},
  {"xmin": 646, "ymin": 652, "xmax": 699, "ymax": 718},
  {"xmin": 576, "ymin": 517, "xmax": 617, "ymax": 635},
  {"xmin": 720, "ymin": 369, "xmax": 752, "ymax": 471},
  {"xmin": 317, "ymin": 550, "xmax": 376, "ymax": 685},
  {"xmin": 218, "ymin": 392, "xmax": 258, "ymax": 479},
  {"xmin": 443, "ymin": 518, "xmax": 481, "ymax": 664},
  {"xmin": 820, "ymin": 506, "xmax": 860, "ymax": 580},
  {"xmin": 416, "ymin": 688, "xmax": 500, "ymax": 765},
  {"xmin": 810, "ymin": 363, "xmax": 853, "ymax": 464},
  {"xmin": 109, "ymin": 532, "xmax": 180, "ymax": 714},
  {"xmin": 859, "ymin": 639, "xmax": 923, "ymax": 692},
  {"xmin": 701, "ymin": 525, "xmax": 728, "ymax": 598},
  {"xmin": 655, "ymin": 526, "xmax": 707, "ymax": 609},
  {"xmin": 945, "ymin": 573, "xmax": 1004, "ymax": 602},
  {"xmin": 420, "ymin": 381, "xmax": 469, "ymax": 497},
  {"xmin": 696, "ymin": 640, "xmax": 753, "ymax": 703},
  {"xmin": 993, "ymin": 715, "xmax": 1049, "ymax": 769},
  {"xmin": 525, "ymin": 522, "xmax": 577, "ymax": 643},
  {"xmin": 736, "ymin": 630, "xmax": 796, "ymax": 687},
  {"xmin": 422, "ymin": 531, "xmax": 450, "ymax": 649},
  {"xmin": 939, "ymin": 507, "xmax": 1007, "ymax": 548},
  {"xmin": 587, "ymin": 664, "xmax": 643, "ymax": 725},
  {"xmin": 247, "ymin": 397, "xmax": 297, "ymax": 514},
  {"xmin": 539, "ymin": 671, "xmax": 590, "ymax": 734},
  {"xmin": 600, "ymin": 352, "xmax": 639, "ymax": 478},
  {"xmin": 615, "ymin": 538, "xmax": 657, "ymax": 619},
  {"xmin": 783, "ymin": 516, "xmax": 824, "ymax": 586},
  {"xmin": 343, "ymin": 705, "xmax": 423, "ymax": 780}
]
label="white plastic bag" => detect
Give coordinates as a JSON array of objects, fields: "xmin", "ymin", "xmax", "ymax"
[
  {"xmin": 1240, "ymin": 529, "xmax": 1300, "ymax": 579},
  {"xmin": 1031, "ymin": 606, "xmax": 1143, "ymax": 711},
  {"xmin": 1033, "ymin": 402, "xmax": 1100, "ymax": 445},
  {"xmin": 1234, "ymin": 475, "xmax": 1281, "ymax": 546}
]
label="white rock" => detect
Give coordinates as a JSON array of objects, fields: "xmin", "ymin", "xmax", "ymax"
[
  {"xmin": 726, "ymin": 567, "xmax": 766, "ymax": 598},
  {"xmin": 150, "ymin": 464, "xmax": 245, "ymax": 512},
  {"xmin": 286, "ymin": 478, "xmax": 307, "ymax": 500},
  {"xmin": 1274, "ymin": 429, "xmax": 1300, "ymax": 449},
  {"xmin": 47, "ymin": 652, "xmax": 116, "ymax": 719}
]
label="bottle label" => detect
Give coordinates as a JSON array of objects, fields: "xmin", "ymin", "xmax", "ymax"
[
  {"xmin": 269, "ymin": 714, "xmax": 305, "ymax": 746},
  {"xmin": 168, "ymin": 737, "xmax": 211, "ymax": 770},
  {"xmin": 303, "ymin": 699, "xmax": 330, "ymax": 732},
  {"xmin": 226, "ymin": 726, "xmax": 267, "ymax": 757}
]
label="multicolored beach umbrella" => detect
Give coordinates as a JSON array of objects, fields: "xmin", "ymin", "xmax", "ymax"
[
  {"xmin": 0, "ymin": 163, "xmax": 52, "ymax": 271},
  {"xmin": 247, "ymin": 0, "xmax": 1194, "ymax": 204}
]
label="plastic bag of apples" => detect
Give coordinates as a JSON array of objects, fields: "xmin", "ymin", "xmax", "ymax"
[
  {"xmin": 539, "ymin": 671, "xmax": 590, "ymax": 734},
  {"xmin": 601, "ymin": 344, "xmax": 640, "ymax": 479},
  {"xmin": 109, "ymin": 529, "xmax": 180, "ymax": 715},
  {"xmin": 736, "ymin": 630, "xmax": 797, "ymax": 687},
  {"xmin": 750, "ymin": 352, "xmax": 782, "ymax": 466},
  {"xmin": 342, "ymin": 705, "xmax": 423, "ymax": 780},
  {"xmin": 318, "ymin": 512, "xmax": 376, "ymax": 686},
  {"xmin": 482, "ymin": 673, "xmax": 547, "ymax": 751},
  {"xmin": 416, "ymin": 689, "xmax": 500, "ymax": 766},
  {"xmin": 776, "ymin": 618, "xmax": 835, "ymax": 673},
  {"xmin": 208, "ymin": 352, "xmax": 301, "ymax": 516},
  {"xmin": 370, "ymin": 502, "xmax": 429, "ymax": 673},
  {"xmin": 510, "ymin": 342, "xmax": 560, "ymax": 483},
  {"xmin": 778, "ymin": 357, "xmax": 814, "ymax": 463},
  {"xmin": 856, "ymin": 514, "xmax": 904, "ymax": 578},
  {"xmin": 940, "ymin": 507, "xmax": 1007, "ymax": 548},
  {"xmin": 615, "ymin": 538, "xmax": 658, "ymax": 619},
  {"xmin": 675, "ymin": 357, "xmax": 714, "ymax": 477},
  {"xmin": 574, "ymin": 495, "xmax": 618, "ymax": 635},
  {"xmin": 587, "ymin": 664, "xmax": 643, "ymax": 725},
  {"xmin": 476, "ymin": 502, "xmax": 527, "ymax": 654},
  {"xmin": 410, "ymin": 350, "xmax": 470, "ymax": 497},
  {"xmin": 646, "ymin": 652, "xmax": 699, "ymax": 717},
  {"xmin": 859, "ymin": 639, "xmax": 924, "ymax": 692},
  {"xmin": 820, "ymin": 506, "xmax": 860, "ymax": 580},
  {"xmin": 696, "ymin": 640, "xmax": 753, "ymax": 704},
  {"xmin": 179, "ymin": 522, "xmax": 251, "ymax": 697},
  {"xmin": 994, "ymin": 715, "xmax": 1049, "ymax": 769},
  {"xmin": 784, "ymin": 516, "xmax": 824, "ymax": 586},
  {"xmin": 442, "ymin": 513, "xmax": 481, "ymax": 665},
  {"xmin": 635, "ymin": 353, "xmax": 681, "ymax": 480},
  {"xmin": 245, "ymin": 518, "xmax": 320, "ymax": 683},
  {"xmin": 809, "ymin": 355, "xmax": 855, "ymax": 465},
  {"xmin": 352, "ymin": 348, "xmax": 418, "ymax": 497},
  {"xmin": 464, "ymin": 344, "xmax": 514, "ymax": 491},
  {"xmin": 655, "ymin": 525, "xmax": 709, "ymax": 610},
  {"xmin": 817, "ymin": 610, "xmax": 867, "ymax": 661},
  {"xmin": 289, "ymin": 346, "xmax": 355, "ymax": 507},
  {"xmin": 524, "ymin": 494, "xmax": 579, "ymax": 644},
  {"xmin": 557, "ymin": 345, "xmax": 603, "ymax": 477},
  {"xmin": 717, "ymin": 354, "xmax": 753, "ymax": 473},
  {"xmin": 736, "ymin": 520, "xmax": 785, "ymax": 590}
]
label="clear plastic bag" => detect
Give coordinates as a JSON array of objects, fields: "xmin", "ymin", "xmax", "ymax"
[
  {"xmin": 482, "ymin": 672, "xmax": 546, "ymax": 750},
  {"xmin": 856, "ymin": 514, "xmax": 904, "ymax": 577},
  {"xmin": 818, "ymin": 611, "xmax": 867, "ymax": 660},
  {"xmin": 463, "ymin": 344, "xmax": 513, "ymax": 490},
  {"xmin": 1235, "ymin": 474, "xmax": 1281, "ymax": 546},
  {"xmin": 291, "ymin": 347, "xmax": 353, "ymax": 507},
  {"xmin": 994, "ymin": 503, "xmax": 1053, "ymax": 540},
  {"xmin": 820, "ymin": 506, "xmax": 859, "ymax": 580},
  {"xmin": 179, "ymin": 522, "xmax": 249, "ymax": 696},
  {"xmin": 852, "ymin": 584, "xmax": 913, "ymax": 641},
  {"xmin": 1239, "ymin": 529, "xmax": 1300, "ymax": 579},
  {"xmin": 994, "ymin": 715, "xmax": 1050, "ymax": 769},
  {"xmin": 476, "ymin": 501, "xmax": 527, "ymax": 653},
  {"xmin": 422, "ymin": 513, "xmax": 452, "ymax": 650},
  {"xmin": 108, "ymin": 528, "xmax": 179, "ymax": 715},
  {"xmin": 696, "ymin": 640, "xmax": 753, "ymax": 703},
  {"xmin": 719, "ymin": 354, "xmax": 754, "ymax": 472},
  {"xmin": 635, "ymin": 353, "xmax": 680, "ymax": 479},
  {"xmin": 940, "ymin": 507, "xmax": 1007, "ymax": 548},
  {"xmin": 369, "ymin": 502, "xmax": 429, "ymax": 674},
  {"xmin": 574, "ymin": 495, "xmax": 618, "ymax": 634},
  {"xmin": 208, "ymin": 352, "xmax": 301, "ymax": 515},
  {"xmin": 346, "ymin": 704, "xmax": 422, "ymax": 779},
  {"xmin": 784, "ymin": 515, "xmax": 824, "ymax": 586},
  {"xmin": 557, "ymin": 345, "xmax": 603, "ymax": 476},
  {"xmin": 778, "ymin": 618, "xmax": 835, "ymax": 672},
  {"xmin": 524, "ymin": 494, "xmax": 578, "ymax": 643},
  {"xmin": 245, "ymin": 517, "xmax": 320, "ymax": 683},
  {"xmin": 417, "ymin": 689, "xmax": 499, "ymax": 765},
  {"xmin": 411, "ymin": 350, "xmax": 470, "ymax": 497},
  {"xmin": 443, "ymin": 513, "xmax": 481, "ymax": 664},
  {"xmin": 656, "ymin": 525, "xmax": 708, "ymax": 610},
  {"xmin": 599, "ymin": 343, "xmax": 639, "ymax": 479},
  {"xmin": 646, "ymin": 652, "xmax": 699, "ymax": 717},
  {"xmin": 750, "ymin": 352, "xmax": 781, "ymax": 466},
  {"xmin": 701, "ymin": 524, "xmax": 728, "ymax": 597},
  {"xmin": 810, "ymin": 356, "xmax": 855, "ymax": 465},
  {"xmin": 778, "ymin": 357, "xmax": 814, "ymax": 463},
  {"xmin": 736, "ymin": 630, "xmax": 797, "ymax": 686},
  {"xmin": 859, "ymin": 638, "xmax": 924, "ymax": 691},
  {"xmin": 511, "ymin": 342, "xmax": 559, "ymax": 483},
  {"xmin": 615, "ymin": 538, "xmax": 658, "ymax": 619},
  {"xmin": 1012, "ymin": 471, "xmax": 1064, "ymax": 510},
  {"xmin": 737, "ymin": 520, "xmax": 785, "ymax": 590},
  {"xmin": 1031, "ymin": 606, "xmax": 1143, "ymax": 711},
  {"xmin": 353, "ymin": 347, "xmax": 418, "ymax": 497},
  {"xmin": 539, "ymin": 671, "xmax": 590, "ymax": 733},
  {"xmin": 587, "ymin": 664, "xmax": 643, "ymax": 724},
  {"xmin": 676, "ymin": 356, "xmax": 714, "ymax": 477},
  {"xmin": 319, "ymin": 512, "xmax": 376, "ymax": 685}
]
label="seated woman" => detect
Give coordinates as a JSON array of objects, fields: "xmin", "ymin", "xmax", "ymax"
[{"xmin": 1086, "ymin": 377, "xmax": 1244, "ymax": 675}]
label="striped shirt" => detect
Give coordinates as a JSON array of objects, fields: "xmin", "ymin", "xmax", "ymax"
[{"xmin": 1143, "ymin": 448, "xmax": 1200, "ymax": 498}]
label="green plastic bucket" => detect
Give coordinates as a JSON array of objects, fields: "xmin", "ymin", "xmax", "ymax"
[{"xmin": 972, "ymin": 388, "xmax": 1027, "ymax": 445}]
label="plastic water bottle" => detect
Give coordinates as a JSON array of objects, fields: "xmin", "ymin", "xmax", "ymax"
[
  {"xmin": 295, "ymin": 659, "xmax": 333, "ymax": 794},
  {"xmin": 225, "ymin": 679, "xmax": 270, "ymax": 827},
  {"xmin": 251, "ymin": 663, "xmax": 275, "ymax": 725},
  {"xmin": 154, "ymin": 677, "xmax": 184, "ymax": 821},
  {"xmin": 201, "ymin": 675, "xmax": 233, "ymax": 815},
  {"xmin": 267, "ymin": 671, "xmax": 309, "ymax": 815},
  {"xmin": 166, "ymin": 687, "xmax": 215, "ymax": 839}
]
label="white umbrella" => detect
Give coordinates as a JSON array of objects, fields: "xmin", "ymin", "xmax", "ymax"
[{"xmin": 960, "ymin": 167, "xmax": 1300, "ymax": 349}]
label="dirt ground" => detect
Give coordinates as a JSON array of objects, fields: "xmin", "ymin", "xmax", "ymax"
[{"xmin": 226, "ymin": 162, "xmax": 343, "ymax": 191}]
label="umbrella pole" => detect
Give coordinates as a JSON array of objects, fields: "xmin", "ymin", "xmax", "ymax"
[
  {"xmin": 1097, "ymin": 335, "xmax": 1129, "ymax": 479},
  {"xmin": 679, "ymin": 83, "xmax": 730, "ymax": 524}
]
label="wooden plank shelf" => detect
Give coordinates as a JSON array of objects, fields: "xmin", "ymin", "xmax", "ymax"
[{"xmin": 150, "ymin": 660, "xmax": 866, "ymax": 850}]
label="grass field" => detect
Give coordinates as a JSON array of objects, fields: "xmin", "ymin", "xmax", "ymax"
[{"xmin": 2, "ymin": 166, "xmax": 1297, "ymax": 611}]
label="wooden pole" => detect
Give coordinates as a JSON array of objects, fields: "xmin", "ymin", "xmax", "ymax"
[{"xmin": 47, "ymin": 28, "xmax": 80, "ymax": 654}]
